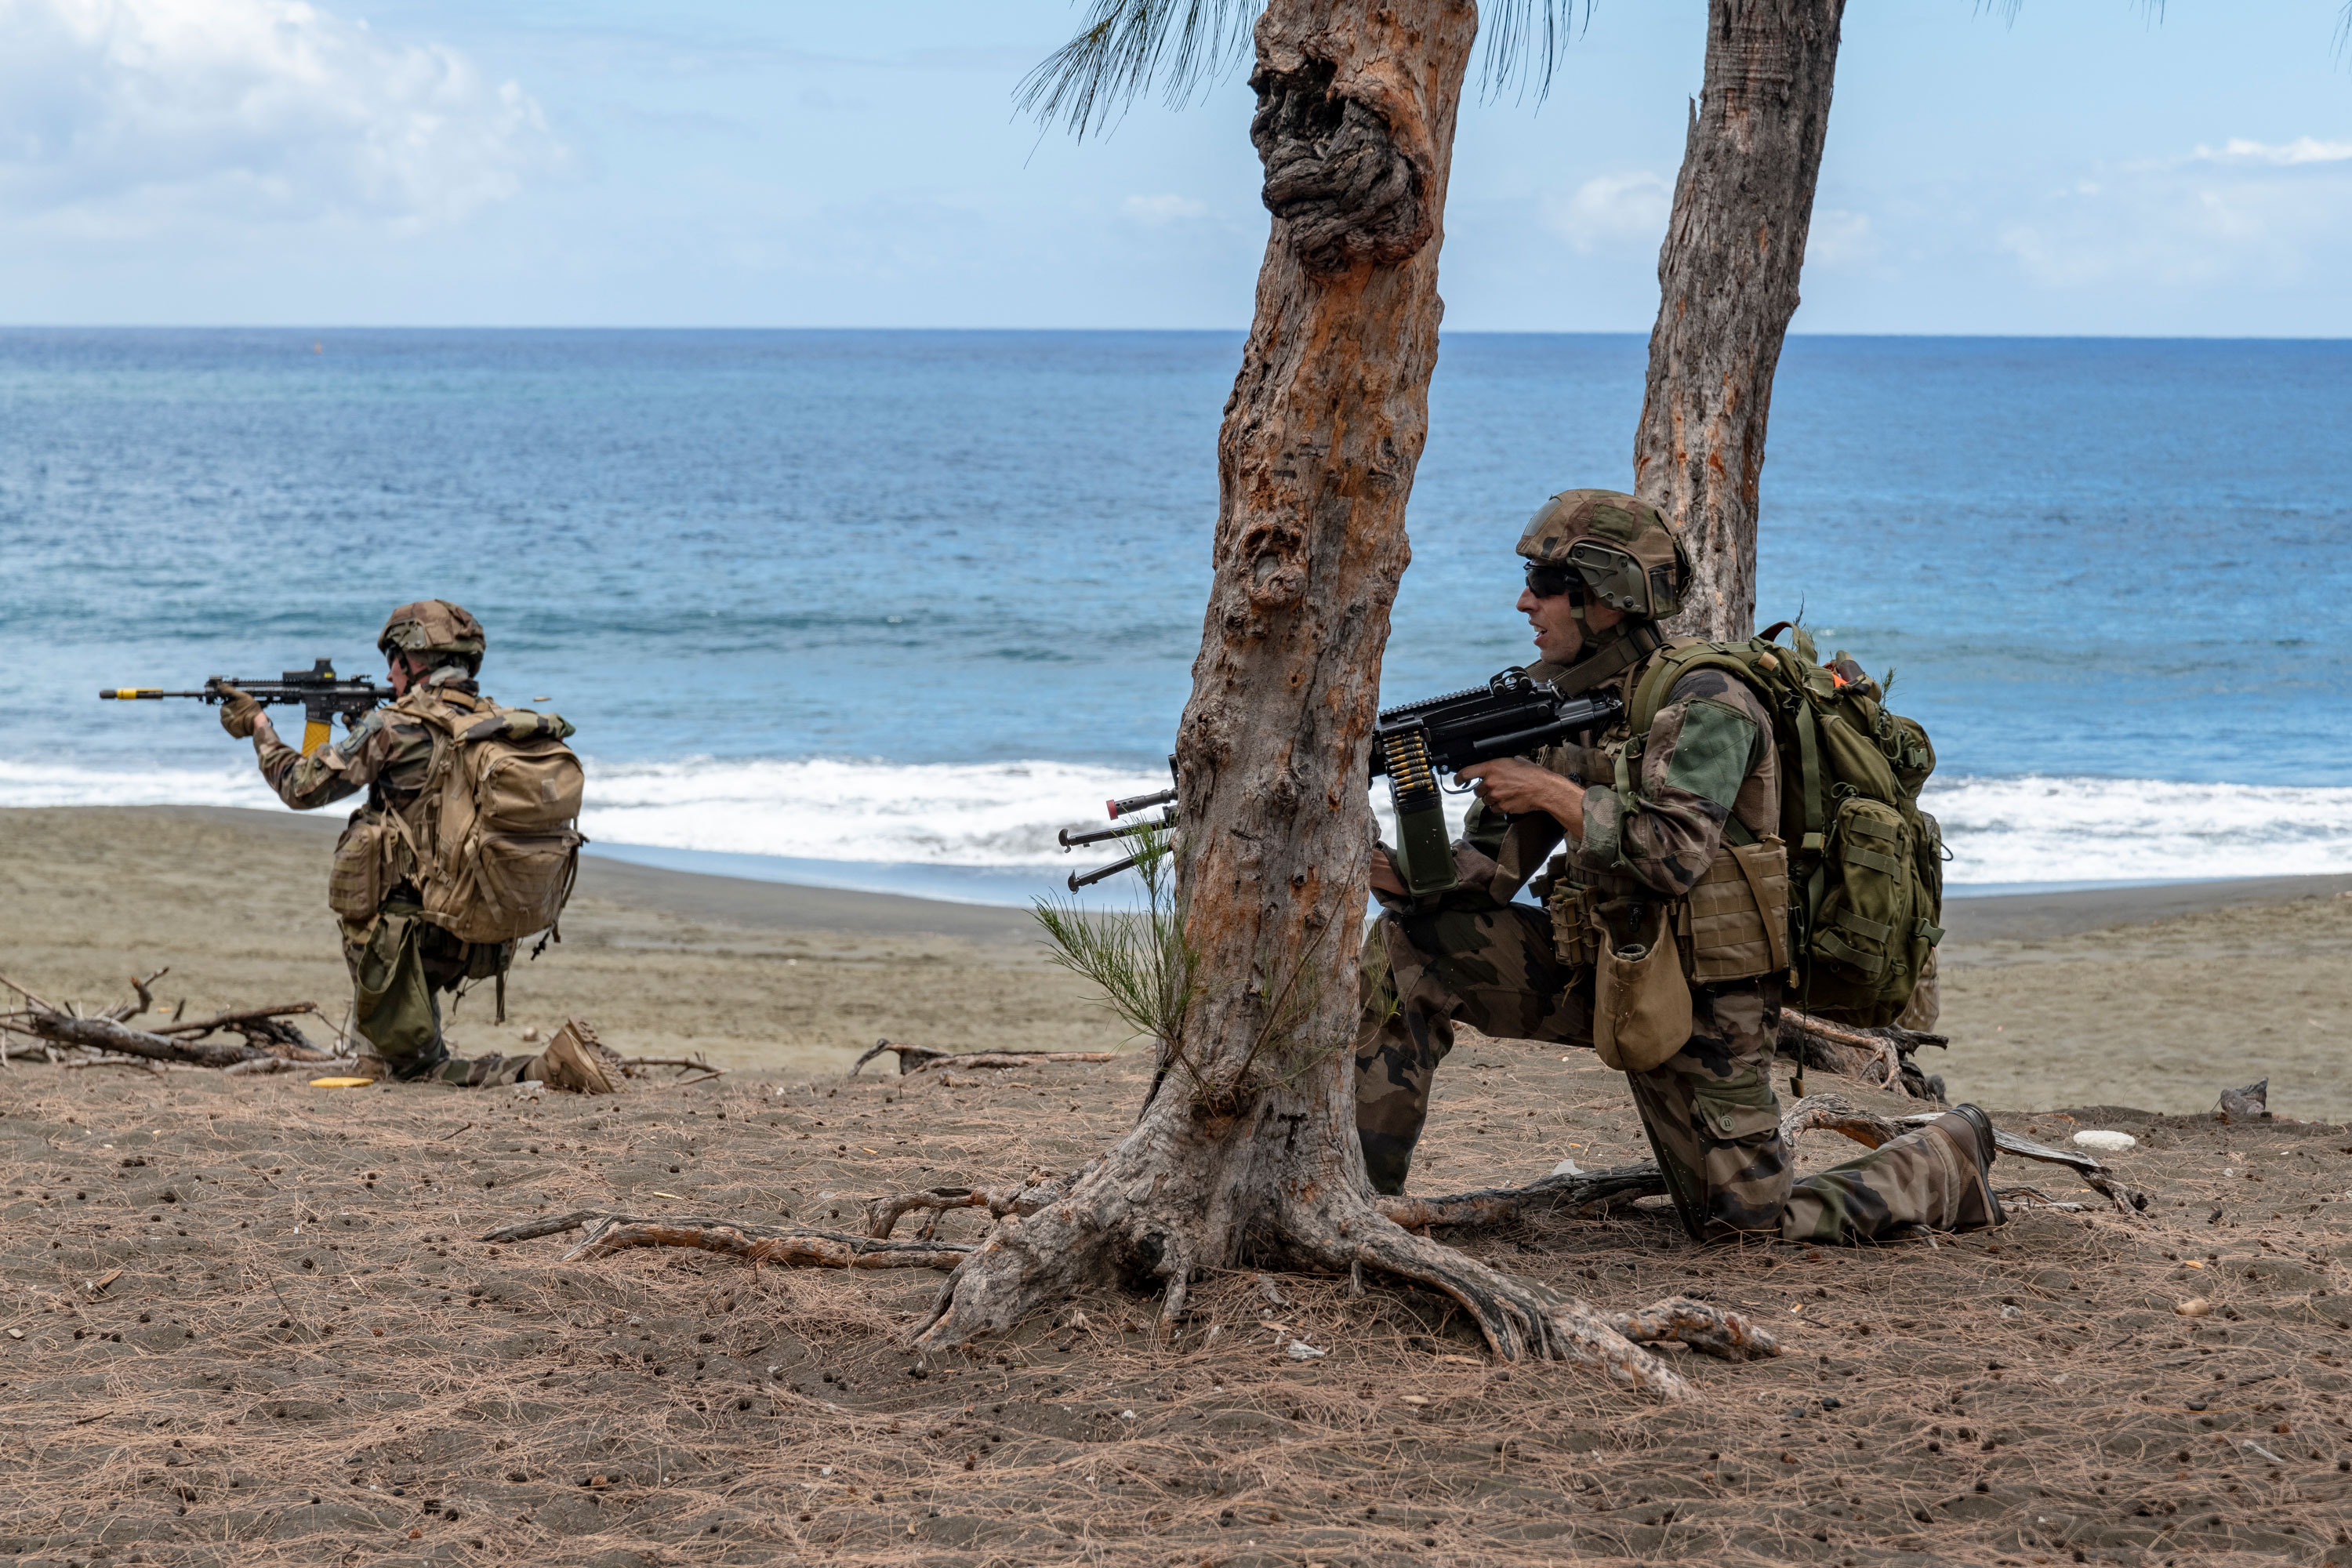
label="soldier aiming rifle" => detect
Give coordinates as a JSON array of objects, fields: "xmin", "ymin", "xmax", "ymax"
[{"xmin": 105, "ymin": 601, "xmax": 612, "ymax": 1092}]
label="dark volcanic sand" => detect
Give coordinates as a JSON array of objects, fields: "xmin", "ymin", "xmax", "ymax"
[{"xmin": 4, "ymin": 1045, "xmax": 2350, "ymax": 1568}]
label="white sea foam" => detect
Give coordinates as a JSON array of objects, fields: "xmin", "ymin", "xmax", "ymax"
[
  {"xmin": 1923, "ymin": 774, "xmax": 2352, "ymax": 887},
  {"xmin": 0, "ymin": 757, "xmax": 278, "ymax": 810},
  {"xmin": 5, "ymin": 754, "xmax": 2350, "ymax": 889},
  {"xmin": 579, "ymin": 755, "xmax": 1174, "ymax": 867}
]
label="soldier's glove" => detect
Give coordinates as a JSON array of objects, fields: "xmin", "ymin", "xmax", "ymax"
[{"xmin": 216, "ymin": 685, "xmax": 263, "ymax": 740}]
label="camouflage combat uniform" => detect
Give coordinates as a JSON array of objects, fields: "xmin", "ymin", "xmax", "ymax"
[
  {"xmin": 251, "ymin": 673, "xmax": 529, "ymax": 1087},
  {"xmin": 1355, "ymin": 490, "xmax": 2000, "ymax": 1246}
]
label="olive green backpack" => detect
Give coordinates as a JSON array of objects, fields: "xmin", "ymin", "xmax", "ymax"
[{"xmin": 1628, "ymin": 622, "xmax": 1944, "ymax": 1027}]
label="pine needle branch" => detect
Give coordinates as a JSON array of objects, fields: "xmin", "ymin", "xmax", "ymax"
[{"xmin": 1016, "ymin": 0, "xmax": 1595, "ymax": 140}]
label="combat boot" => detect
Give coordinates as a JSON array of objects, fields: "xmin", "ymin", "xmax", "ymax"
[
  {"xmin": 1924, "ymin": 1102, "xmax": 2004, "ymax": 1230},
  {"xmin": 525, "ymin": 1019, "xmax": 619, "ymax": 1095}
]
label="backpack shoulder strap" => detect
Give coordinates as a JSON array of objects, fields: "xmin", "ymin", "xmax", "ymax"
[
  {"xmin": 1632, "ymin": 633, "xmax": 1832, "ymax": 855},
  {"xmin": 1626, "ymin": 639, "xmax": 1773, "ymax": 738}
]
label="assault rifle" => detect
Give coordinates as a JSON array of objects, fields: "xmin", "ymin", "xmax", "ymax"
[
  {"xmin": 1062, "ymin": 670, "xmax": 1623, "ymax": 895},
  {"xmin": 101, "ymin": 658, "xmax": 389, "ymax": 756}
]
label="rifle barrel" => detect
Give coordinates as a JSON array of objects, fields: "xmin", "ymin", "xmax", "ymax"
[
  {"xmin": 1105, "ymin": 786, "xmax": 1177, "ymax": 819},
  {"xmin": 1058, "ymin": 812, "xmax": 1172, "ymax": 850},
  {"xmin": 100, "ymin": 688, "xmax": 206, "ymax": 700},
  {"xmin": 1068, "ymin": 851, "xmax": 1144, "ymax": 891}
]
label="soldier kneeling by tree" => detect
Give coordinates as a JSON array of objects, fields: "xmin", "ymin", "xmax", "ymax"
[{"xmin": 1356, "ymin": 490, "xmax": 1998, "ymax": 1243}]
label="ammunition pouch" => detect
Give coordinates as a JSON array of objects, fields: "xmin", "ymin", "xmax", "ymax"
[
  {"xmin": 328, "ymin": 809, "xmax": 408, "ymax": 925},
  {"xmin": 1544, "ymin": 867, "xmax": 1599, "ymax": 969},
  {"xmin": 1679, "ymin": 836, "xmax": 1791, "ymax": 985},
  {"xmin": 1592, "ymin": 899, "xmax": 1693, "ymax": 1073}
]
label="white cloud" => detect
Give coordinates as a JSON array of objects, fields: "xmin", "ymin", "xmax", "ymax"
[
  {"xmin": 2191, "ymin": 136, "xmax": 2352, "ymax": 167},
  {"xmin": 1804, "ymin": 208, "xmax": 1875, "ymax": 267},
  {"xmin": 1994, "ymin": 134, "xmax": 2352, "ymax": 291},
  {"xmin": 1122, "ymin": 193, "xmax": 1209, "ymax": 226},
  {"xmin": 0, "ymin": 0, "xmax": 561, "ymax": 234},
  {"xmin": 1542, "ymin": 170, "xmax": 1671, "ymax": 253}
]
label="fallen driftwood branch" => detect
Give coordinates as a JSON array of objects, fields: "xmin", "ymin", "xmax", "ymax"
[
  {"xmin": 0, "ymin": 974, "xmax": 61, "ymax": 1013},
  {"xmin": 1777, "ymin": 1008, "xmax": 1947, "ymax": 1102},
  {"xmin": 156, "ymin": 1003, "xmax": 331, "ymax": 1056},
  {"xmin": 0, "ymin": 971, "xmax": 336, "ymax": 1068},
  {"xmin": 0, "ymin": 973, "xmax": 348, "ymax": 1072},
  {"xmin": 13, "ymin": 1011, "xmax": 269, "ymax": 1069},
  {"xmin": 851, "ymin": 1038, "xmax": 1119, "ymax": 1077},
  {"xmin": 100, "ymin": 969, "xmax": 171, "ymax": 1022}
]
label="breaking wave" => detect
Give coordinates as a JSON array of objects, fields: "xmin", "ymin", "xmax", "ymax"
[{"xmin": 5, "ymin": 756, "xmax": 2349, "ymax": 892}]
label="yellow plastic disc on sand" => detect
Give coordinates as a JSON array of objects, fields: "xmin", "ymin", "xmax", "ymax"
[{"xmin": 309, "ymin": 1076, "xmax": 377, "ymax": 1089}]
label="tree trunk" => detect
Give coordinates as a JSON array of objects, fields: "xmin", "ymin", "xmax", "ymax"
[
  {"xmin": 911, "ymin": 0, "xmax": 1705, "ymax": 1388},
  {"xmin": 1633, "ymin": 0, "xmax": 1845, "ymax": 641}
]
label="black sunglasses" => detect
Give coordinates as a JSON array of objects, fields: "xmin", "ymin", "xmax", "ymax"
[{"xmin": 1523, "ymin": 562, "xmax": 1581, "ymax": 599}]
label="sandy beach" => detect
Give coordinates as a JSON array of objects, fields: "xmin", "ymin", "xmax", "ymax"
[
  {"xmin": 0, "ymin": 806, "xmax": 1106, "ymax": 1080},
  {"xmin": 4, "ymin": 805, "xmax": 2350, "ymax": 1566},
  {"xmin": 6, "ymin": 804, "xmax": 2349, "ymax": 1120}
]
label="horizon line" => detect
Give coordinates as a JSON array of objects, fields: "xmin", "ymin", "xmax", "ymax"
[{"xmin": 2, "ymin": 324, "xmax": 2347, "ymax": 343}]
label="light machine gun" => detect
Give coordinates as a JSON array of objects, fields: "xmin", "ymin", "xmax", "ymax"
[
  {"xmin": 1062, "ymin": 670, "xmax": 1623, "ymax": 896},
  {"xmin": 100, "ymin": 658, "xmax": 390, "ymax": 756}
]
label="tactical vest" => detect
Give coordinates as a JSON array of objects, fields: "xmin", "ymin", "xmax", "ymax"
[{"xmin": 1543, "ymin": 622, "xmax": 1944, "ymax": 1029}]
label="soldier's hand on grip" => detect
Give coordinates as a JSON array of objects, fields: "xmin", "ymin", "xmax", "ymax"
[{"xmin": 216, "ymin": 684, "xmax": 263, "ymax": 739}]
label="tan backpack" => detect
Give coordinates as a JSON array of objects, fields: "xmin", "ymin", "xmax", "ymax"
[{"xmin": 411, "ymin": 701, "xmax": 586, "ymax": 946}]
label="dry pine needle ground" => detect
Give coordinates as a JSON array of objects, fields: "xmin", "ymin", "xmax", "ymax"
[{"xmin": 3, "ymin": 1043, "xmax": 2350, "ymax": 1568}]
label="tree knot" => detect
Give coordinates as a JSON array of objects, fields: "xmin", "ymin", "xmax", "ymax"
[
  {"xmin": 1248, "ymin": 56, "xmax": 1429, "ymax": 275},
  {"xmin": 1238, "ymin": 519, "xmax": 1308, "ymax": 612}
]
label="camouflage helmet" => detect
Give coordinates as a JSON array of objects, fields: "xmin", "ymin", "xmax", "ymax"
[
  {"xmin": 1515, "ymin": 488, "xmax": 1692, "ymax": 621},
  {"xmin": 377, "ymin": 600, "xmax": 486, "ymax": 673}
]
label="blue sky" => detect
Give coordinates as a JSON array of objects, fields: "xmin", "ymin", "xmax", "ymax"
[{"xmin": 1, "ymin": 1, "xmax": 2346, "ymax": 333}]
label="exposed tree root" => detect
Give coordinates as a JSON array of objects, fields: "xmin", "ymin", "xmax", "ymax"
[
  {"xmin": 479, "ymin": 1210, "xmax": 974, "ymax": 1270},
  {"xmin": 851, "ymin": 1039, "xmax": 1120, "ymax": 1077},
  {"xmin": 862, "ymin": 1171, "xmax": 1072, "ymax": 1240},
  {"xmin": 1778, "ymin": 1008, "xmax": 1947, "ymax": 1102},
  {"xmin": 1371, "ymin": 1163, "xmax": 1668, "ymax": 1229},
  {"xmin": 1779, "ymin": 1091, "xmax": 1905, "ymax": 1149},
  {"xmin": 1314, "ymin": 1218, "xmax": 1773, "ymax": 1392},
  {"xmin": 881, "ymin": 1108, "xmax": 1771, "ymax": 1398},
  {"xmin": 1608, "ymin": 1296, "xmax": 1783, "ymax": 1360}
]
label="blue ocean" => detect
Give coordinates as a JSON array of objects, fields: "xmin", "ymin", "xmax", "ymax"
[{"xmin": 2, "ymin": 329, "xmax": 2347, "ymax": 903}]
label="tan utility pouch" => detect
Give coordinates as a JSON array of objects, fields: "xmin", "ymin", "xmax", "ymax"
[
  {"xmin": 1545, "ymin": 868, "xmax": 1599, "ymax": 969},
  {"xmin": 1592, "ymin": 902, "xmax": 1693, "ymax": 1073},
  {"xmin": 327, "ymin": 811, "xmax": 405, "ymax": 924},
  {"xmin": 1680, "ymin": 835, "xmax": 1792, "ymax": 984}
]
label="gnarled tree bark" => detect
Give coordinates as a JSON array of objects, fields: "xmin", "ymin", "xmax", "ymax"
[
  {"xmin": 1634, "ymin": 0, "xmax": 1845, "ymax": 640},
  {"xmin": 903, "ymin": 0, "xmax": 1769, "ymax": 1392}
]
